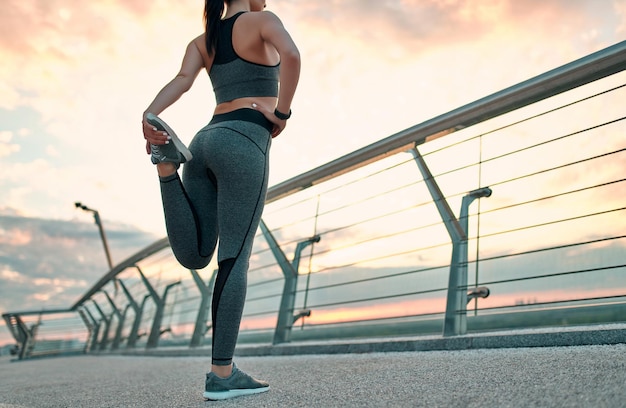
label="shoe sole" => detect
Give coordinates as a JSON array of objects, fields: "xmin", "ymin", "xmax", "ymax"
[
  {"xmin": 146, "ymin": 113, "xmax": 193, "ymax": 162},
  {"xmin": 203, "ymin": 386, "xmax": 269, "ymax": 401}
]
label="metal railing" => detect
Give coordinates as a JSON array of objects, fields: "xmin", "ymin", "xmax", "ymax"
[{"xmin": 3, "ymin": 41, "xmax": 626, "ymax": 359}]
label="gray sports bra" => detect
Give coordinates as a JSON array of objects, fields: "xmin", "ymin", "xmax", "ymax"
[{"xmin": 209, "ymin": 12, "xmax": 280, "ymax": 104}]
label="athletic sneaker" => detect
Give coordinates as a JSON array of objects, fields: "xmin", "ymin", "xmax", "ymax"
[
  {"xmin": 145, "ymin": 113, "xmax": 193, "ymax": 166},
  {"xmin": 203, "ymin": 363, "xmax": 270, "ymax": 401}
]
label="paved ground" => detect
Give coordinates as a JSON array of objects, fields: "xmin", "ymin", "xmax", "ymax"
[{"xmin": 1, "ymin": 343, "xmax": 625, "ymax": 407}]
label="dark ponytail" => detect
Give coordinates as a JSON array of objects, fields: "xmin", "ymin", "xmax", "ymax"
[{"xmin": 204, "ymin": 0, "xmax": 227, "ymax": 56}]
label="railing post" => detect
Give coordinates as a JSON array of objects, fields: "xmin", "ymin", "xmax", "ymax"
[
  {"xmin": 147, "ymin": 281, "xmax": 180, "ymax": 348},
  {"xmin": 91, "ymin": 299, "xmax": 111, "ymax": 350},
  {"xmin": 445, "ymin": 188, "xmax": 492, "ymax": 335},
  {"xmin": 114, "ymin": 305, "xmax": 131, "ymax": 350},
  {"xmin": 77, "ymin": 308, "xmax": 93, "ymax": 353},
  {"xmin": 118, "ymin": 279, "xmax": 145, "ymax": 348},
  {"xmin": 189, "ymin": 269, "xmax": 217, "ymax": 348},
  {"xmin": 82, "ymin": 306, "xmax": 101, "ymax": 353},
  {"xmin": 260, "ymin": 220, "xmax": 320, "ymax": 344},
  {"xmin": 2, "ymin": 314, "xmax": 35, "ymax": 360},
  {"xmin": 409, "ymin": 146, "xmax": 491, "ymax": 336},
  {"xmin": 135, "ymin": 266, "xmax": 181, "ymax": 349},
  {"xmin": 101, "ymin": 289, "xmax": 124, "ymax": 350},
  {"xmin": 129, "ymin": 295, "xmax": 150, "ymax": 348}
]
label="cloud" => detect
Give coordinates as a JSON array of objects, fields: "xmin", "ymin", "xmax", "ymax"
[
  {"xmin": 0, "ymin": 214, "xmax": 157, "ymax": 315},
  {"xmin": 0, "ymin": 0, "xmax": 158, "ymax": 58},
  {"xmin": 0, "ymin": 268, "xmax": 86, "ymax": 305},
  {"xmin": 285, "ymin": 0, "xmax": 614, "ymax": 62},
  {"xmin": 0, "ymin": 214, "xmax": 157, "ymax": 344},
  {"xmin": 0, "ymin": 0, "xmax": 199, "ymax": 140},
  {"xmin": 0, "ymin": 227, "xmax": 32, "ymax": 246},
  {"xmin": 0, "ymin": 131, "xmax": 20, "ymax": 157},
  {"xmin": 616, "ymin": 0, "xmax": 626, "ymax": 34},
  {"xmin": 270, "ymin": 0, "xmax": 624, "ymax": 179},
  {"xmin": 0, "ymin": 267, "xmax": 27, "ymax": 283},
  {"xmin": 45, "ymin": 145, "xmax": 60, "ymax": 157},
  {"xmin": 0, "ymin": 1, "xmax": 205, "ymax": 236}
]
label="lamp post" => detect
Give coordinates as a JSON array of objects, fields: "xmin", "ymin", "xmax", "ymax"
[{"xmin": 74, "ymin": 202, "xmax": 114, "ymax": 270}]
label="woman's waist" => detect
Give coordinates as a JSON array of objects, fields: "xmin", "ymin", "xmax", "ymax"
[
  {"xmin": 214, "ymin": 97, "xmax": 277, "ymax": 115},
  {"xmin": 209, "ymin": 108, "xmax": 273, "ymax": 133}
]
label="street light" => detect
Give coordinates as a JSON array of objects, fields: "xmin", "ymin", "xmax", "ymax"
[{"xmin": 74, "ymin": 202, "xmax": 114, "ymax": 271}]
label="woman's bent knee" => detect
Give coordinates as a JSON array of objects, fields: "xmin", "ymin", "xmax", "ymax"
[{"xmin": 174, "ymin": 253, "xmax": 211, "ymax": 270}]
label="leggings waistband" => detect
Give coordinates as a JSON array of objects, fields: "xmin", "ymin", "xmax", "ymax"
[{"xmin": 210, "ymin": 108, "xmax": 273, "ymax": 133}]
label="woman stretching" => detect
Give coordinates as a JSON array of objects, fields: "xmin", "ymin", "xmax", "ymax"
[{"xmin": 141, "ymin": 0, "xmax": 300, "ymax": 401}]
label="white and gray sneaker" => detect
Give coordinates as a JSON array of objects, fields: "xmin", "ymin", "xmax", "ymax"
[
  {"xmin": 146, "ymin": 113, "xmax": 192, "ymax": 166},
  {"xmin": 203, "ymin": 363, "xmax": 270, "ymax": 401}
]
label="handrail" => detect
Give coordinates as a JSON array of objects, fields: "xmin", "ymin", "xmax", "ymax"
[
  {"xmin": 266, "ymin": 41, "xmax": 626, "ymax": 203},
  {"xmin": 1, "ymin": 309, "xmax": 73, "ymax": 318}
]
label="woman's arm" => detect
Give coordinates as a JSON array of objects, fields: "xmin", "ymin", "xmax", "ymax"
[
  {"xmin": 260, "ymin": 12, "xmax": 301, "ymax": 116},
  {"xmin": 142, "ymin": 39, "xmax": 206, "ymax": 149}
]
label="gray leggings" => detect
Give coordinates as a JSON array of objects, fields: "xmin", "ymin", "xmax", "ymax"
[{"xmin": 158, "ymin": 109, "xmax": 272, "ymax": 366}]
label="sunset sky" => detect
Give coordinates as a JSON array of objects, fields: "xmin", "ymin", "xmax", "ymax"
[{"xmin": 1, "ymin": 0, "xmax": 625, "ymax": 346}]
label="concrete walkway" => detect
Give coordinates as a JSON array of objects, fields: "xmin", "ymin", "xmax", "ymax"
[
  {"xmin": 1, "ymin": 344, "xmax": 625, "ymax": 407},
  {"xmin": 1, "ymin": 325, "xmax": 625, "ymax": 407}
]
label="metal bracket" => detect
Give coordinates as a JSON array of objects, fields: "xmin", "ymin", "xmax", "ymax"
[{"xmin": 467, "ymin": 287, "xmax": 490, "ymax": 304}]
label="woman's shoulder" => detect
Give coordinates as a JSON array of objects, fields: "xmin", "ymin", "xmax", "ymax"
[
  {"xmin": 241, "ymin": 10, "xmax": 283, "ymax": 25},
  {"xmin": 190, "ymin": 34, "xmax": 206, "ymax": 50},
  {"xmin": 192, "ymin": 33, "xmax": 205, "ymax": 43},
  {"xmin": 190, "ymin": 34, "xmax": 212, "ymax": 64}
]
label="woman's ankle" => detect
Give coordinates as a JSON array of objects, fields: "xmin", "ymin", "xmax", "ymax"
[
  {"xmin": 156, "ymin": 162, "xmax": 177, "ymax": 177},
  {"xmin": 211, "ymin": 363, "xmax": 233, "ymax": 379}
]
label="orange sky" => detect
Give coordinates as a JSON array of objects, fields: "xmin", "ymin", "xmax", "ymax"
[{"xmin": 0, "ymin": 0, "xmax": 624, "ymax": 235}]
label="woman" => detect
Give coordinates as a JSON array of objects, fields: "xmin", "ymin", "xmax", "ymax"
[{"xmin": 141, "ymin": 0, "xmax": 300, "ymax": 401}]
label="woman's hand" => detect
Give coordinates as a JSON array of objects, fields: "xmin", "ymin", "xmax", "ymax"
[
  {"xmin": 252, "ymin": 103, "xmax": 287, "ymax": 138},
  {"xmin": 142, "ymin": 114, "xmax": 171, "ymax": 154}
]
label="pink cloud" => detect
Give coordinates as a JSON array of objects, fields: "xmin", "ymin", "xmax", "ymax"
[
  {"xmin": 0, "ymin": 1, "xmax": 155, "ymax": 57},
  {"xmin": 0, "ymin": 268, "xmax": 28, "ymax": 283},
  {"xmin": 289, "ymin": 0, "xmax": 612, "ymax": 60},
  {"xmin": 0, "ymin": 228, "xmax": 32, "ymax": 245}
]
